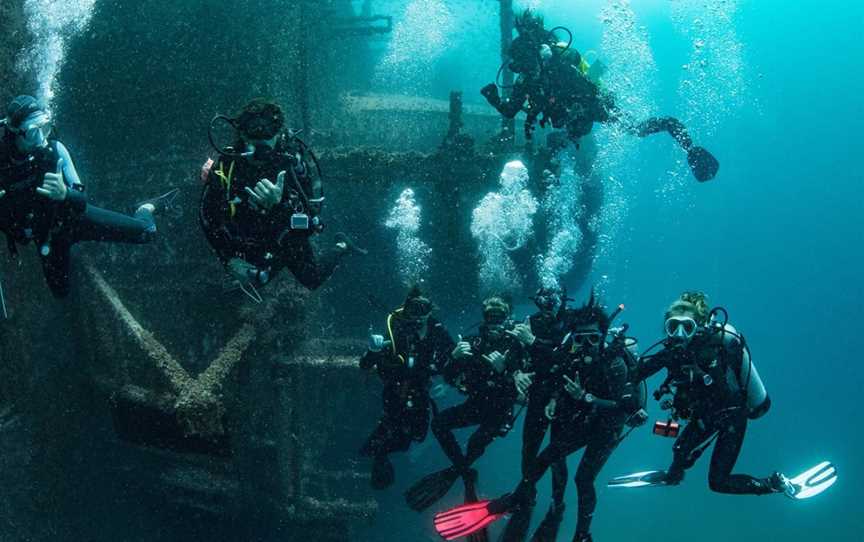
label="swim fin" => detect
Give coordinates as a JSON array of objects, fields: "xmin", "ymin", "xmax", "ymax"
[
  {"xmin": 778, "ymin": 461, "xmax": 838, "ymax": 500},
  {"xmin": 607, "ymin": 470, "xmax": 670, "ymax": 488},
  {"xmin": 529, "ymin": 501, "xmax": 565, "ymax": 542},
  {"xmin": 434, "ymin": 499, "xmax": 507, "ymax": 541},
  {"xmin": 132, "ymin": 187, "xmax": 181, "ymax": 216},
  {"xmin": 405, "ymin": 466, "xmax": 463, "ymax": 512},
  {"xmin": 463, "ymin": 470, "xmax": 489, "ymax": 542},
  {"xmin": 687, "ymin": 146, "xmax": 719, "ymax": 182}
]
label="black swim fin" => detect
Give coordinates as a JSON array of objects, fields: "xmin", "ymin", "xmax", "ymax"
[
  {"xmin": 687, "ymin": 146, "xmax": 719, "ymax": 182},
  {"xmin": 633, "ymin": 116, "xmax": 719, "ymax": 182},
  {"xmin": 405, "ymin": 466, "xmax": 462, "ymax": 512},
  {"xmin": 528, "ymin": 501, "xmax": 565, "ymax": 542}
]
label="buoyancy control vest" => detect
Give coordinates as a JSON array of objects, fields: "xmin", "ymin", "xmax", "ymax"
[{"xmin": 0, "ymin": 135, "xmax": 63, "ymax": 249}]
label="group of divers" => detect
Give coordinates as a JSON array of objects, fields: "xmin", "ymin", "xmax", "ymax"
[{"xmin": 0, "ymin": 9, "xmax": 836, "ymax": 542}]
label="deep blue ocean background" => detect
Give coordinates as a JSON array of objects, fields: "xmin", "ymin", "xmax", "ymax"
[{"xmin": 359, "ymin": 1, "xmax": 863, "ymax": 541}]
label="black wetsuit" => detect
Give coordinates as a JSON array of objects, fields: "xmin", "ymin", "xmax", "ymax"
[
  {"xmin": 0, "ymin": 135, "xmax": 155, "ymax": 298},
  {"xmin": 635, "ymin": 329, "xmax": 775, "ymax": 494},
  {"xmin": 199, "ymin": 137, "xmax": 339, "ymax": 290},
  {"xmin": 360, "ymin": 313, "xmax": 456, "ymax": 462},
  {"xmin": 485, "ymin": 49, "xmax": 614, "ymax": 142},
  {"xmin": 433, "ymin": 324, "xmax": 527, "ymax": 470},
  {"xmin": 521, "ymin": 340, "xmax": 637, "ymax": 537},
  {"xmin": 520, "ymin": 310, "xmax": 573, "ymax": 505}
]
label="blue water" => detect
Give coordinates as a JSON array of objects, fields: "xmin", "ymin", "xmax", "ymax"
[{"xmin": 361, "ymin": 1, "xmax": 863, "ymax": 541}]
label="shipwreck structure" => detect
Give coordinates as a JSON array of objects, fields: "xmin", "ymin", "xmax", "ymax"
[{"xmin": 0, "ymin": 1, "xmax": 603, "ymax": 540}]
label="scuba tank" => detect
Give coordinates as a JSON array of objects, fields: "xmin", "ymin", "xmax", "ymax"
[
  {"xmin": 738, "ymin": 349, "xmax": 770, "ymax": 419},
  {"xmin": 709, "ymin": 307, "xmax": 770, "ymax": 419}
]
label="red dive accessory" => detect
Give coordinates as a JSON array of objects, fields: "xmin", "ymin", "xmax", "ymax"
[{"xmin": 653, "ymin": 420, "xmax": 680, "ymax": 438}]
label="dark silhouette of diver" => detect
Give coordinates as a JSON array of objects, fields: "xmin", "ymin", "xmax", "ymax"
[{"xmin": 481, "ymin": 9, "xmax": 719, "ymax": 182}]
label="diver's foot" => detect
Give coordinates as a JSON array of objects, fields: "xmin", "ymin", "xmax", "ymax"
[
  {"xmin": 769, "ymin": 472, "xmax": 797, "ymax": 498},
  {"xmin": 572, "ymin": 532, "xmax": 593, "ymax": 542},
  {"xmin": 335, "ymin": 232, "xmax": 368, "ymax": 256},
  {"xmin": 371, "ymin": 455, "xmax": 395, "ymax": 490}
]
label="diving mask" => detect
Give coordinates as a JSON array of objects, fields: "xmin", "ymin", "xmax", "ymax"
[
  {"xmin": 533, "ymin": 291, "xmax": 562, "ymax": 314},
  {"xmin": 14, "ymin": 111, "xmax": 52, "ymax": 150},
  {"xmin": 665, "ymin": 316, "xmax": 698, "ymax": 340},
  {"xmin": 571, "ymin": 331, "xmax": 603, "ymax": 347},
  {"xmin": 404, "ymin": 296, "xmax": 433, "ymax": 320}
]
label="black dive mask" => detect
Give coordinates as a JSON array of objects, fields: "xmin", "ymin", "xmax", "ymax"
[{"xmin": 533, "ymin": 292, "xmax": 562, "ymax": 315}]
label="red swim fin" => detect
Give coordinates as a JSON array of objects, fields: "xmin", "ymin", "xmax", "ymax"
[{"xmin": 434, "ymin": 500, "xmax": 504, "ymax": 540}]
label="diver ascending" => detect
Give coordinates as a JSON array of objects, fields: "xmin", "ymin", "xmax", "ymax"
[
  {"xmin": 199, "ymin": 99, "xmax": 363, "ymax": 300},
  {"xmin": 434, "ymin": 294, "xmax": 646, "ymax": 542},
  {"xmin": 359, "ymin": 287, "xmax": 456, "ymax": 490},
  {"xmin": 480, "ymin": 9, "xmax": 719, "ymax": 182},
  {"xmin": 0, "ymin": 95, "xmax": 170, "ymax": 298},
  {"xmin": 404, "ymin": 296, "xmax": 527, "ymax": 537},
  {"xmin": 607, "ymin": 292, "xmax": 837, "ymax": 500}
]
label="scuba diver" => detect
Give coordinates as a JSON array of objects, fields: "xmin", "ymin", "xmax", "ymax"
[
  {"xmin": 199, "ymin": 98, "xmax": 363, "ymax": 300},
  {"xmin": 607, "ymin": 292, "xmax": 838, "ymax": 500},
  {"xmin": 434, "ymin": 294, "xmax": 646, "ymax": 542},
  {"xmin": 359, "ymin": 287, "xmax": 456, "ymax": 490},
  {"xmin": 480, "ymin": 10, "xmax": 719, "ymax": 182},
  {"xmin": 501, "ymin": 286, "xmax": 574, "ymax": 535},
  {"xmin": 0, "ymin": 95, "xmax": 170, "ymax": 298},
  {"xmin": 404, "ymin": 296, "xmax": 527, "ymax": 523}
]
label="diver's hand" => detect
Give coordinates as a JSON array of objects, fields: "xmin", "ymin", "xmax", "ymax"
[
  {"xmin": 545, "ymin": 398, "xmax": 557, "ymax": 420},
  {"xmin": 452, "ymin": 336, "xmax": 472, "ymax": 359},
  {"xmin": 369, "ymin": 334, "xmax": 386, "ymax": 353},
  {"xmin": 245, "ymin": 170, "xmax": 285, "ymax": 210},
  {"xmin": 514, "ymin": 370, "xmax": 534, "ymax": 396},
  {"xmin": 483, "ymin": 350, "xmax": 508, "ymax": 373},
  {"xmin": 37, "ymin": 159, "xmax": 67, "ymax": 201},
  {"xmin": 481, "ymin": 83, "xmax": 500, "ymax": 104},
  {"xmin": 506, "ymin": 323, "xmax": 535, "ymax": 346},
  {"xmin": 564, "ymin": 373, "xmax": 585, "ymax": 401},
  {"xmin": 0, "ymin": 190, "xmax": 5, "ymax": 199},
  {"xmin": 227, "ymin": 257, "xmax": 256, "ymax": 286}
]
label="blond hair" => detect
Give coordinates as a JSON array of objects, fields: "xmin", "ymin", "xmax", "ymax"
[{"xmin": 664, "ymin": 291, "xmax": 711, "ymax": 325}]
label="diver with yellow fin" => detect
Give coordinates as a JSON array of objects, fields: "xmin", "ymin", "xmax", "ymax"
[
  {"xmin": 607, "ymin": 292, "xmax": 838, "ymax": 500},
  {"xmin": 481, "ymin": 9, "xmax": 719, "ymax": 182}
]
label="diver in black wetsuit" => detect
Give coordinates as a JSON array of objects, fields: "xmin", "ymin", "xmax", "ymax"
[
  {"xmin": 0, "ymin": 95, "xmax": 166, "ymax": 298},
  {"xmin": 433, "ymin": 294, "xmax": 646, "ymax": 542},
  {"xmin": 404, "ymin": 296, "xmax": 528, "ymax": 515},
  {"xmin": 617, "ymin": 292, "xmax": 794, "ymax": 495},
  {"xmin": 504, "ymin": 287, "xmax": 573, "ymax": 526},
  {"xmin": 199, "ymin": 99, "xmax": 362, "ymax": 298},
  {"xmin": 480, "ymin": 9, "xmax": 719, "ymax": 182},
  {"xmin": 359, "ymin": 287, "xmax": 456, "ymax": 490}
]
